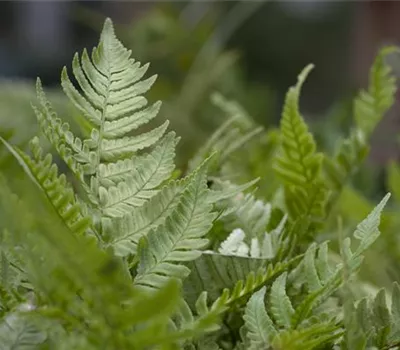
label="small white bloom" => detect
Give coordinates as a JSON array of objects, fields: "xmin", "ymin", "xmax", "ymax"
[{"xmin": 219, "ymin": 228, "xmax": 245, "ymax": 255}]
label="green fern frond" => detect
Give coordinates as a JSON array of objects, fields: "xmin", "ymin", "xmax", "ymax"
[
  {"xmin": 293, "ymin": 195, "xmax": 389, "ymax": 329},
  {"xmin": 241, "ymin": 263, "xmax": 342, "ymax": 349},
  {"xmin": 284, "ymin": 180, "xmax": 327, "ymax": 225},
  {"xmin": 106, "ymin": 177, "xmax": 189, "ymax": 256},
  {"xmin": 32, "ymin": 18, "xmax": 175, "ymax": 221},
  {"xmin": 243, "ymin": 286, "xmax": 276, "ymax": 349},
  {"xmin": 273, "ymin": 65, "xmax": 328, "ymax": 225},
  {"xmin": 352, "ymin": 192, "xmax": 390, "ymax": 258},
  {"xmin": 354, "ymin": 46, "xmax": 399, "ymax": 138},
  {"xmin": 270, "ymin": 272, "xmax": 295, "ymax": 328},
  {"xmin": 33, "ymin": 81, "xmax": 88, "ymax": 181},
  {"xmin": 291, "ymin": 271, "xmax": 342, "ymax": 329},
  {"xmin": 190, "ymin": 254, "xmax": 302, "ymax": 316},
  {"xmin": 344, "ymin": 283, "xmax": 400, "ymax": 349},
  {"xmin": 271, "ymin": 322, "xmax": 342, "ymax": 350},
  {"xmin": 134, "ymin": 161, "xmax": 216, "ymax": 290},
  {"xmin": 185, "ymin": 252, "xmax": 270, "ymax": 305},
  {"xmin": 98, "ymin": 131, "xmax": 178, "ymax": 188},
  {"xmin": 0, "ymin": 137, "xmax": 91, "ymax": 237},
  {"xmin": 273, "ymin": 64, "xmax": 321, "ymax": 188},
  {"xmin": 0, "ymin": 174, "xmax": 191, "ymax": 349},
  {"xmin": 323, "ymin": 47, "xmax": 398, "ymax": 212}
]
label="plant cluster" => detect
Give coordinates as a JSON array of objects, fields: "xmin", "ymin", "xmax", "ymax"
[{"xmin": 1, "ymin": 18, "xmax": 400, "ymax": 350}]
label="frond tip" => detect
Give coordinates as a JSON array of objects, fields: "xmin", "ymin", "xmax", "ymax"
[
  {"xmin": 273, "ymin": 64, "xmax": 328, "ymax": 224},
  {"xmin": 31, "ymin": 17, "xmax": 179, "ymax": 222}
]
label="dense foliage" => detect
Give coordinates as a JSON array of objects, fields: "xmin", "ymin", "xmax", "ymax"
[{"xmin": 1, "ymin": 17, "xmax": 400, "ymax": 350}]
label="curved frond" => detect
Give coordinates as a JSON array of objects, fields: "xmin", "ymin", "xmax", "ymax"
[
  {"xmin": 273, "ymin": 65, "xmax": 321, "ymax": 188},
  {"xmin": 273, "ymin": 65, "xmax": 328, "ymax": 225}
]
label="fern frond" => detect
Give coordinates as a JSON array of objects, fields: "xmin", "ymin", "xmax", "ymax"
[
  {"xmin": 98, "ymin": 131, "xmax": 178, "ymax": 187},
  {"xmin": 183, "ymin": 212, "xmax": 293, "ymax": 306},
  {"xmin": 134, "ymin": 161, "xmax": 216, "ymax": 290},
  {"xmin": 271, "ymin": 322, "xmax": 342, "ymax": 350},
  {"xmin": 33, "ymin": 18, "xmax": 175, "ymax": 220},
  {"xmin": 0, "ymin": 175, "xmax": 190, "ymax": 349},
  {"xmin": 33, "ymin": 82, "xmax": 89, "ymax": 181},
  {"xmin": 188, "ymin": 253, "xmax": 302, "ymax": 314},
  {"xmin": 324, "ymin": 47, "xmax": 398, "ymax": 213},
  {"xmin": 106, "ymin": 178, "xmax": 187, "ymax": 255},
  {"xmin": 174, "ymin": 259, "xmax": 299, "ymax": 348},
  {"xmin": 344, "ymin": 283, "xmax": 400, "ymax": 349},
  {"xmin": 352, "ymin": 192, "xmax": 390, "ymax": 258},
  {"xmin": 0, "ymin": 137, "xmax": 91, "ymax": 237},
  {"xmin": 243, "ymin": 286, "xmax": 276, "ymax": 349},
  {"xmin": 273, "ymin": 64, "xmax": 321, "ymax": 188},
  {"xmin": 270, "ymin": 272, "xmax": 295, "ymax": 328},
  {"xmin": 291, "ymin": 193, "xmax": 389, "ymax": 330},
  {"xmin": 354, "ymin": 46, "xmax": 399, "ymax": 138},
  {"xmin": 273, "ymin": 65, "xmax": 328, "ymax": 225}
]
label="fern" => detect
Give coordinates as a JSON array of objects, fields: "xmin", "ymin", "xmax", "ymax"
[
  {"xmin": 243, "ymin": 286, "xmax": 276, "ymax": 349},
  {"xmin": 239, "ymin": 194, "xmax": 389, "ymax": 349},
  {"xmin": 30, "ymin": 18, "xmax": 176, "ymax": 228},
  {"xmin": 342, "ymin": 282, "xmax": 400, "ymax": 349},
  {"xmin": 354, "ymin": 46, "xmax": 399, "ymax": 138},
  {"xmin": 324, "ymin": 47, "xmax": 398, "ymax": 213},
  {"xmin": 0, "ymin": 136, "xmax": 91, "ymax": 237},
  {"xmin": 273, "ymin": 65, "xmax": 328, "ymax": 229},
  {"xmin": 0, "ymin": 17, "xmax": 399, "ymax": 349},
  {"xmin": 134, "ymin": 160, "xmax": 216, "ymax": 291}
]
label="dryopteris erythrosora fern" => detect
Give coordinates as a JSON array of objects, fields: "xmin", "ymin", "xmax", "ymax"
[{"xmin": 0, "ymin": 16, "xmax": 399, "ymax": 350}]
